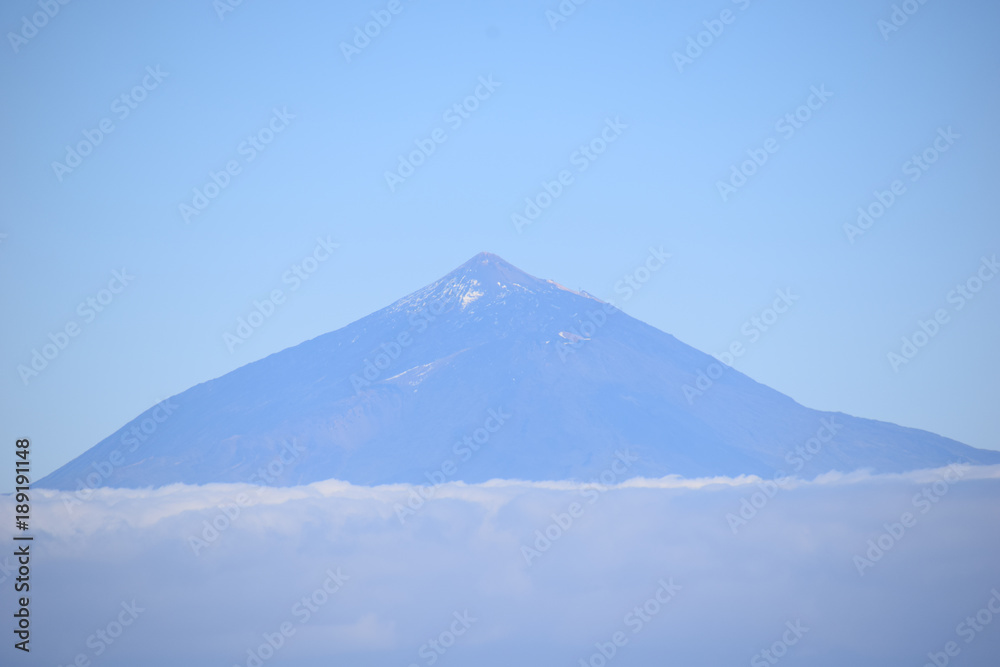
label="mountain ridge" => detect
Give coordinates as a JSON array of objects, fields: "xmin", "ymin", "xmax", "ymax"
[{"xmin": 38, "ymin": 252, "xmax": 1000, "ymax": 491}]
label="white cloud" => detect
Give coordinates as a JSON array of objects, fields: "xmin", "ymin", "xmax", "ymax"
[{"xmin": 3, "ymin": 465, "xmax": 999, "ymax": 666}]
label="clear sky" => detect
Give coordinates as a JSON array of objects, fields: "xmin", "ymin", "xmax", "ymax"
[{"xmin": 1, "ymin": 0, "xmax": 998, "ymax": 490}]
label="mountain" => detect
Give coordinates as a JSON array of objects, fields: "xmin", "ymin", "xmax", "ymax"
[{"xmin": 38, "ymin": 252, "xmax": 1000, "ymax": 491}]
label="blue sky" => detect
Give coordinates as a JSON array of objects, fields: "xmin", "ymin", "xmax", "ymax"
[{"xmin": 1, "ymin": 0, "xmax": 998, "ymax": 487}]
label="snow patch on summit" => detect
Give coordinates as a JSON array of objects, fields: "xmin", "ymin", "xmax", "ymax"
[
  {"xmin": 547, "ymin": 279, "xmax": 604, "ymax": 303},
  {"xmin": 384, "ymin": 360, "xmax": 439, "ymax": 387},
  {"xmin": 461, "ymin": 290, "xmax": 485, "ymax": 308},
  {"xmin": 559, "ymin": 331, "xmax": 590, "ymax": 343},
  {"xmin": 458, "ymin": 278, "xmax": 485, "ymax": 308}
]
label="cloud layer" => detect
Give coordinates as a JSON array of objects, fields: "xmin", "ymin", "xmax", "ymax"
[{"xmin": 3, "ymin": 466, "xmax": 1000, "ymax": 667}]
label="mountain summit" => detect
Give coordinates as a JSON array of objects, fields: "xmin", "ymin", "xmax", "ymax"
[
  {"xmin": 39, "ymin": 253, "xmax": 1000, "ymax": 490},
  {"xmin": 387, "ymin": 251, "xmax": 598, "ymax": 317}
]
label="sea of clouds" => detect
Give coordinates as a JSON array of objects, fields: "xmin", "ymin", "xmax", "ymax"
[{"xmin": 2, "ymin": 465, "xmax": 1000, "ymax": 667}]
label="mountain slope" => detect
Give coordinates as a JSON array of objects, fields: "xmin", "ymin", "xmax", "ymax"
[{"xmin": 38, "ymin": 252, "xmax": 1000, "ymax": 490}]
